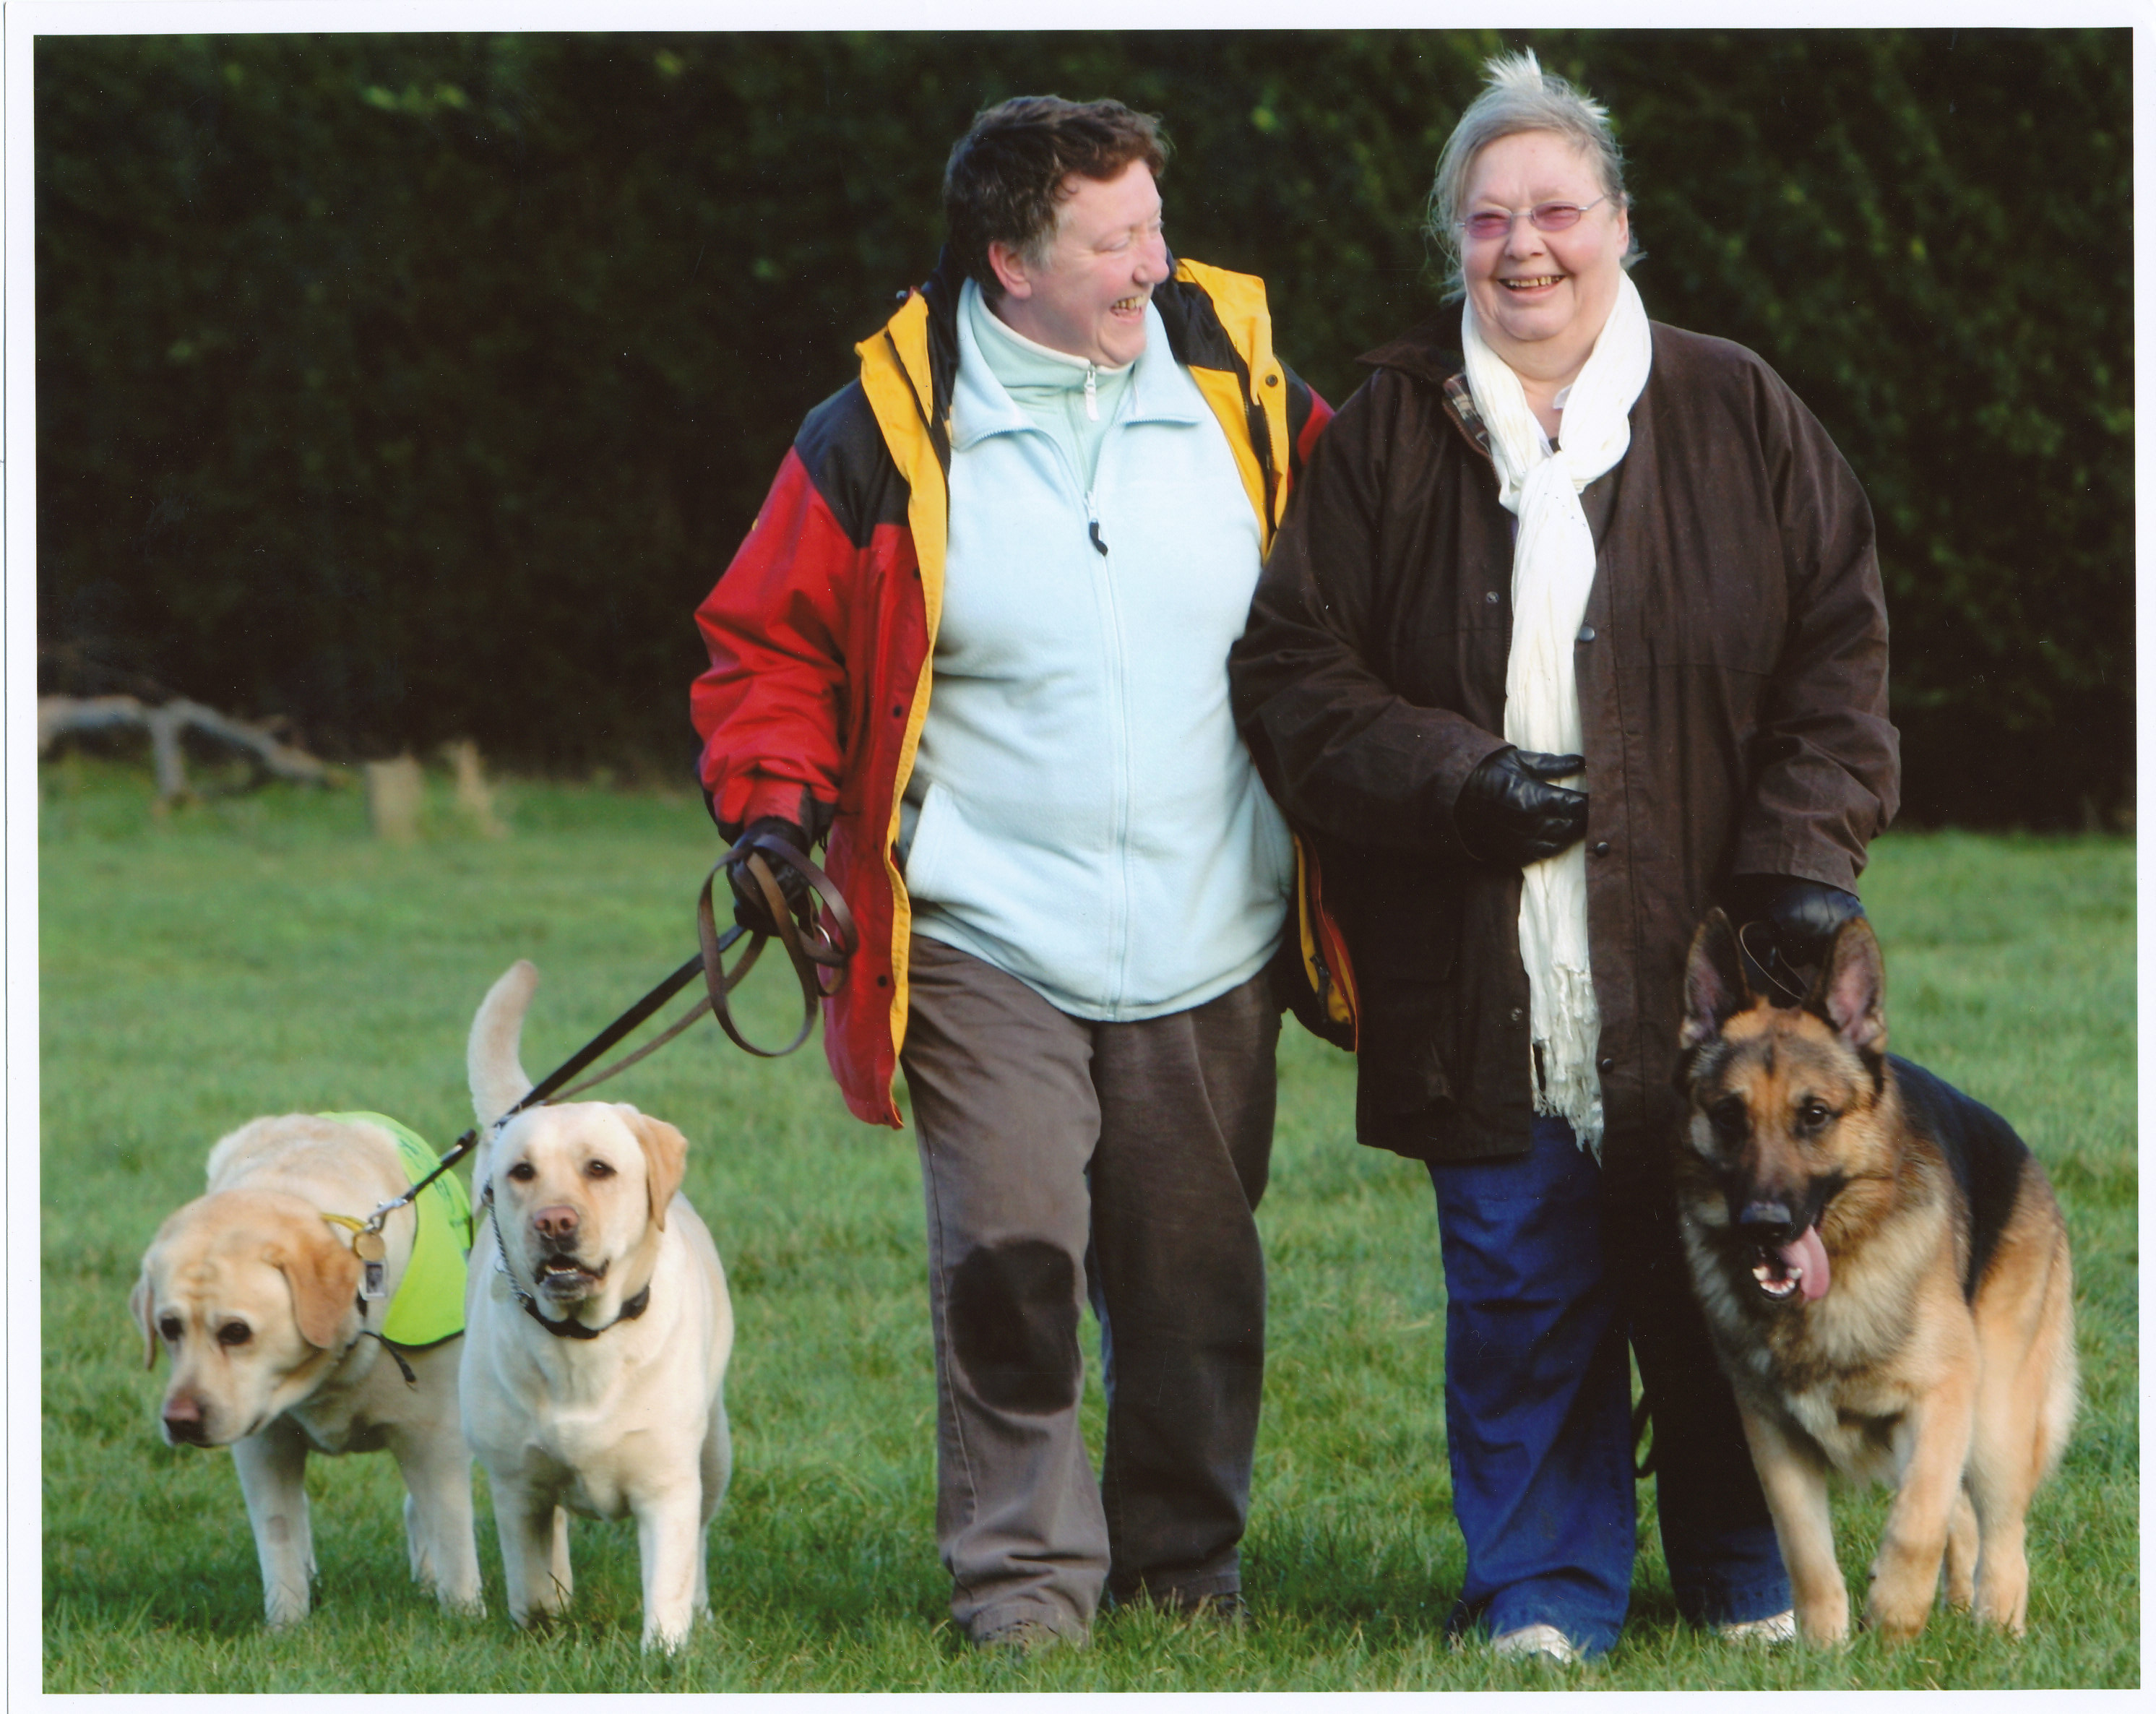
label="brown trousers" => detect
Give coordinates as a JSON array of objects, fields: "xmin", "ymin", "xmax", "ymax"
[{"xmin": 899, "ymin": 935, "xmax": 1279, "ymax": 1642}]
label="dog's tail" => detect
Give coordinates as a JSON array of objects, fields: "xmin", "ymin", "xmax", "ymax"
[{"xmin": 469, "ymin": 960, "xmax": 539, "ymax": 1125}]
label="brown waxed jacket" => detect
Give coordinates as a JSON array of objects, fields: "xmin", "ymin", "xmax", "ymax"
[{"xmin": 1228, "ymin": 316, "xmax": 1900, "ymax": 1163}]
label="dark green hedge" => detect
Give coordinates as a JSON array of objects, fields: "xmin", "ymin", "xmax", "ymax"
[{"xmin": 35, "ymin": 30, "xmax": 2130, "ymax": 824}]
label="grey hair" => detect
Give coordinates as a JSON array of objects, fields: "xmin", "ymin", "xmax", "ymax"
[{"xmin": 1426, "ymin": 48, "xmax": 1635, "ymax": 299}]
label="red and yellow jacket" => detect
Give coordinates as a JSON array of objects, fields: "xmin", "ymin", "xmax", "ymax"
[{"xmin": 692, "ymin": 252, "xmax": 1345, "ymax": 1127}]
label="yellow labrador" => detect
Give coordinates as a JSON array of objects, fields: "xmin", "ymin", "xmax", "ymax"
[
  {"xmin": 129, "ymin": 1114, "xmax": 483, "ymax": 1625},
  {"xmin": 461, "ymin": 960, "xmax": 735, "ymax": 1653}
]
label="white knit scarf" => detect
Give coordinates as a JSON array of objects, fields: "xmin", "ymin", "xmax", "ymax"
[{"xmin": 1460, "ymin": 271, "xmax": 1652, "ymax": 1158}]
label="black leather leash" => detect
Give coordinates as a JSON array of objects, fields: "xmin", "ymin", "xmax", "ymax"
[
  {"xmin": 322, "ymin": 832, "xmax": 855, "ymax": 1353},
  {"xmin": 364, "ymin": 827, "xmax": 860, "ymax": 1246},
  {"xmin": 465, "ymin": 829, "xmax": 857, "ymax": 1340}
]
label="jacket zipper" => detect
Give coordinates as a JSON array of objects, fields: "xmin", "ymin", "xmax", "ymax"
[
  {"xmin": 1090, "ymin": 468, "xmax": 1134, "ymax": 1012},
  {"xmin": 1085, "ymin": 490, "xmax": 1108, "ymax": 556},
  {"xmin": 1027, "ymin": 428, "xmax": 1129, "ymax": 1008}
]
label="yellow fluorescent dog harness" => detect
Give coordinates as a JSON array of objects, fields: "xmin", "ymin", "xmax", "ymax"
[{"xmin": 318, "ymin": 1112, "xmax": 473, "ymax": 1347}]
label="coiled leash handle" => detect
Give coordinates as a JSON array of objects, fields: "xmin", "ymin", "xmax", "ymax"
[{"xmin": 695, "ymin": 827, "xmax": 860, "ymax": 1059}]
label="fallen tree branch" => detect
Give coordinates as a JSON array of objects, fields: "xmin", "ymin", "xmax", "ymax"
[{"xmin": 38, "ymin": 694, "xmax": 342, "ymax": 801}]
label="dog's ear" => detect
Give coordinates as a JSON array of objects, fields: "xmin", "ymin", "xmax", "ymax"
[
  {"xmin": 618, "ymin": 1109, "xmax": 689, "ymax": 1232},
  {"xmin": 272, "ymin": 1226, "xmax": 363, "ymax": 1351},
  {"xmin": 1680, "ymin": 908, "xmax": 1753, "ymax": 1050},
  {"xmin": 129, "ymin": 1268, "xmax": 160, "ymax": 1370},
  {"xmin": 1808, "ymin": 916, "xmax": 1886, "ymax": 1058}
]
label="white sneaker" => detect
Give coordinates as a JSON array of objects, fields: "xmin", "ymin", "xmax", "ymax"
[
  {"xmin": 1715, "ymin": 1609, "xmax": 1796, "ymax": 1645},
  {"xmin": 1491, "ymin": 1622, "xmax": 1582, "ymax": 1666}
]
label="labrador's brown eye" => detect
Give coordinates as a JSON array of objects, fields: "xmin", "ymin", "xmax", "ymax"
[
  {"xmin": 217, "ymin": 1322, "xmax": 252, "ymax": 1347},
  {"xmin": 585, "ymin": 1159, "xmax": 616, "ymax": 1179},
  {"xmin": 507, "ymin": 1161, "xmax": 537, "ymax": 1182},
  {"xmin": 158, "ymin": 1315, "xmax": 184, "ymax": 1343}
]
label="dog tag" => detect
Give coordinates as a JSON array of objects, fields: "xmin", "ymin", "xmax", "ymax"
[{"xmin": 354, "ymin": 1228, "xmax": 388, "ymax": 1301}]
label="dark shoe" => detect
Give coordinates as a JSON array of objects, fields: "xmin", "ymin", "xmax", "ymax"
[
  {"xmin": 1116, "ymin": 1587, "xmax": 1250, "ymax": 1630},
  {"xmin": 973, "ymin": 1617, "xmax": 1082, "ymax": 1656},
  {"xmin": 1189, "ymin": 1591, "xmax": 1251, "ymax": 1631}
]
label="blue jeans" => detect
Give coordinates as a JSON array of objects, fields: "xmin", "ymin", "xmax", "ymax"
[{"xmin": 1428, "ymin": 1118, "xmax": 1789, "ymax": 1656}]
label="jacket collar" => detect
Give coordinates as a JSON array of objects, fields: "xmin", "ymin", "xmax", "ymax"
[
  {"xmin": 868, "ymin": 249, "xmax": 1288, "ymax": 541},
  {"xmin": 1357, "ymin": 310, "xmax": 1464, "ymax": 387},
  {"xmin": 898, "ymin": 247, "xmax": 1223, "ymax": 449},
  {"xmin": 914, "ymin": 245, "xmax": 967, "ymax": 434},
  {"xmin": 1360, "ymin": 310, "xmax": 1494, "ymax": 462},
  {"xmin": 950, "ymin": 283, "xmax": 1202, "ymax": 452}
]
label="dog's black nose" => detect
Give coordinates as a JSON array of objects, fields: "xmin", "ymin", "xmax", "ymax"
[
  {"xmin": 532, "ymin": 1204, "xmax": 580, "ymax": 1243},
  {"xmin": 1736, "ymin": 1199, "xmax": 1801, "ymax": 1241},
  {"xmin": 163, "ymin": 1398, "xmax": 207, "ymax": 1444}
]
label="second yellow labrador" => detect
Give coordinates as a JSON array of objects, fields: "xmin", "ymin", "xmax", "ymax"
[
  {"xmin": 460, "ymin": 959, "xmax": 735, "ymax": 1653},
  {"xmin": 129, "ymin": 1113, "xmax": 483, "ymax": 1625}
]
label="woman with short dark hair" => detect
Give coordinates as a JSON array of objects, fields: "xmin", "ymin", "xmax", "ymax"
[
  {"xmin": 697, "ymin": 90, "xmax": 1329, "ymax": 1653},
  {"xmin": 1230, "ymin": 48, "xmax": 1898, "ymax": 1662}
]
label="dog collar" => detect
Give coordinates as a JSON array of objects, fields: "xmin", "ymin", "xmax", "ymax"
[{"xmin": 518, "ymin": 1283, "xmax": 652, "ymax": 1340}]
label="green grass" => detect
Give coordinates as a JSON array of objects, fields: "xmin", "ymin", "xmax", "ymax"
[{"xmin": 38, "ymin": 756, "xmax": 2139, "ymax": 1689}]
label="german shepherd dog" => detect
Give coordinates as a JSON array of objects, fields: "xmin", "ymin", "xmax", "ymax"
[{"xmin": 1673, "ymin": 910, "xmax": 2077, "ymax": 1644}]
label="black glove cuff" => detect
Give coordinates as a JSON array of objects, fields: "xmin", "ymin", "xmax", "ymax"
[{"xmin": 728, "ymin": 817, "xmax": 812, "ymax": 931}]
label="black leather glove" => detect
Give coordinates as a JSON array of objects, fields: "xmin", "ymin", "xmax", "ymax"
[
  {"xmin": 1766, "ymin": 879, "xmax": 1865, "ymax": 967},
  {"xmin": 727, "ymin": 816, "xmax": 813, "ymax": 935},
  {"xmin": 1454, "ymin": 747, "xmax": 1589, "ymax": 867},
  {"xmin": 1727, "ymin": 874, "xmax": 1865, "ymax": 979}
]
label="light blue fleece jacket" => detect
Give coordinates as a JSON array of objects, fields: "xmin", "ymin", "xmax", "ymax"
[{"xmin": 896, "ymin": 281, "xmax": 1293, "ymax": 1022}]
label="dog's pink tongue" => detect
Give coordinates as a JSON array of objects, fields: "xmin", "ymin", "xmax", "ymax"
[{"xmin": 1781, "ymin": 1226, "xmax": 1830, "ymax": 1301}]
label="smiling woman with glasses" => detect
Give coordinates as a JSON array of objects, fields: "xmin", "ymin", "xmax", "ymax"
[{"xmin": 1230, "ymin": 47, "xmax": 1897, "ymax": 1666}]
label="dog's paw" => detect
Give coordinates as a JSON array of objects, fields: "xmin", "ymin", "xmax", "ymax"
[
  {"xmin": 1867, "ymin": 1532, "xmax": 1954, "ymax": 1640},
  {"xmin": 1863, "ymin": 1582, "xmax": 1934, "ymax": 1642},
  {"xmin": 507, "ymin": 1589, "xmax": 572, "ymax": 1632},
  {"xmin": 262, "ymin": 1574, "xmax": 313, "ymax": 1629},
  {"xmin": 1972, "ymin": 1561, "xmax": 2031, "ymax": 1636}
]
